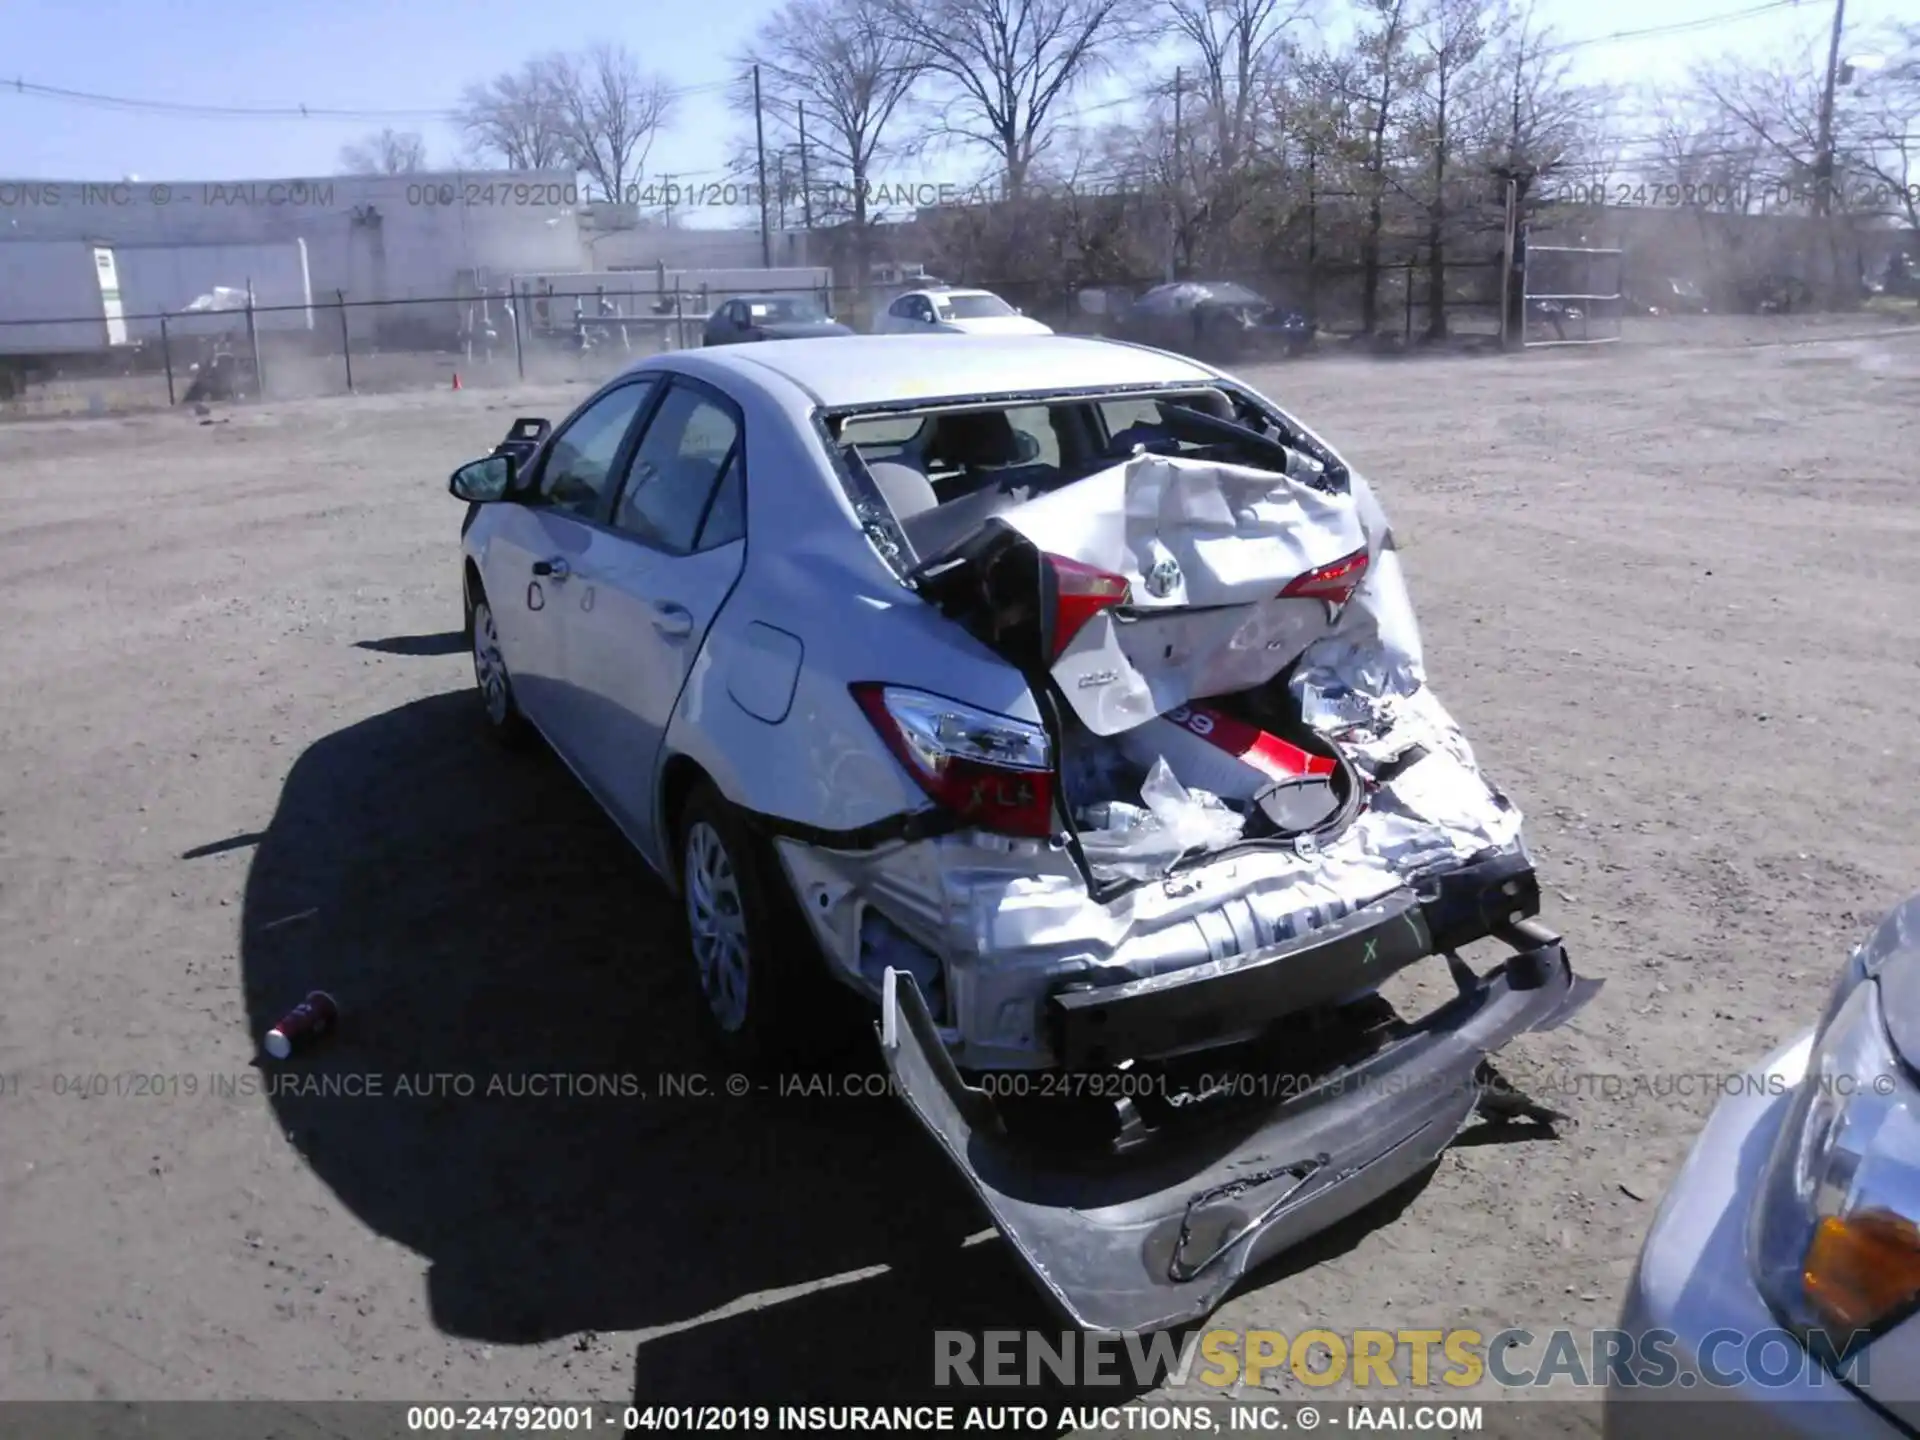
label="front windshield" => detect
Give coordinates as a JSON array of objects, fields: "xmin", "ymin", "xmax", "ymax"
[
  {"xmin": 938, "ymin": 294, "xmax": 1017, "ymax": 319},
  {"xmin": 749, "ymin": 296, "xmax": 826, "ymax": 323}
]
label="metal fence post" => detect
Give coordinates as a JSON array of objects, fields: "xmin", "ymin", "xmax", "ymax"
[
  {"xmin": 159, "ymin": 312, "xmax": 176, "ymax": 407},
  {"xmin": 244, "ymin": 278, "xmax": 265, "ymax": 398},
  {"xmin": 1404, "ymin": 263, "xmax": 1414, "ymax": 343},
  {"xmin": 336, "ymin": 290, "xmax": 355, "ymax": 394},
  {"xmin": 511, "ymin": 283, "xmax": 526, "ymax": 382},
  {"xmin": 674, "ymin": 289, "xmax": 685, "ymax": 350}
]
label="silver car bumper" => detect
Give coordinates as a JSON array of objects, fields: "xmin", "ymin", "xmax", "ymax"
[
  {"xmin": 1605, "ymin": 1031, "xmax": 1905, "ymax": 1440},
  {"xmin": 778, "ymin": 832, "xmax": 1547, "ymax": 1070},
  {"xmin": 878, "ymin": 925, "xmax": 1597, "ymax": 1332}
]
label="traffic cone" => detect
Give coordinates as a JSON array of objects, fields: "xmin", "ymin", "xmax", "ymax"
[{"xmin": 451, "ymin": 372, "xmax": 462, "ymax": 391}]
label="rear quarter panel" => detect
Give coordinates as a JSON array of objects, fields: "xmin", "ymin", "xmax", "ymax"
[{"xmin": 656, "ymin": 363, "xmax": 1043, "ymax": 846}]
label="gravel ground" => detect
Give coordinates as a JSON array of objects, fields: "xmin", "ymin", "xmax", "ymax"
[{"xmin": 1, "ymin": 316, "xmax": 1917, "ymax": 1430}]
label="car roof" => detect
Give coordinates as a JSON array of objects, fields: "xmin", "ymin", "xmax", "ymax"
[{"xmin": 664, "ymin": 334, "xmax": 1219, "ymax": 407}]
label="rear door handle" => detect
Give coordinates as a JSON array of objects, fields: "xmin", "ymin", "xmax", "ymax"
[
  {"xmin": 650, "ymin": 602, "xmax": 694, "ymax": 638},
  {"xmin": 532, "ymin": 557, "xmax": 570, "ymax": 581}
]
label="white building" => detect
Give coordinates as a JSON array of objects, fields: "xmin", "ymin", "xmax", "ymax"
[{"xmin": 0, "ymin": 170, "xmax": 587, "ymax": 326}]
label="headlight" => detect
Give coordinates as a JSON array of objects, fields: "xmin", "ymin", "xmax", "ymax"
[{"xmin": 1751, "ymin": 954, "xmax": 1920, "ymax": 1339}]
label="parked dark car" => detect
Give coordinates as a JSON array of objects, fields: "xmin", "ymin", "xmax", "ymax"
[
  {"xmin": 1110, "ymin": 281, "xmax": 1316, "ymax": 360},
  {"xmin": 701, "ymin": 293, "xmax": 854, "ymax": 346}
]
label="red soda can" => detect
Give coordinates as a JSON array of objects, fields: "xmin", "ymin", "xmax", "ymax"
[{"xmin": 264, "ymin": 991, "xmax": 339, "ymax": 1059}]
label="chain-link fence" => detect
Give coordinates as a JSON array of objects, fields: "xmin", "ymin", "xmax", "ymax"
[
  {"xmin": 0, "ymin": 258, "xmax": 1520, "ymax": 419},
  {"xmin": 1520, "ymin": 245, "xmax": 1626, "ymax": 347},
  {"xmin": 0, "ymin": 281, "xmax": 779, "ymax": 417}
]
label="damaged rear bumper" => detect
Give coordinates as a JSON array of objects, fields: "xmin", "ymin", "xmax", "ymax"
[{"xmin": 878, "ymin": 924, "xmax": 1600, "ymax": 1333}]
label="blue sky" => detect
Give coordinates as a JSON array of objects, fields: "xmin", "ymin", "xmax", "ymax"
[{"xmin": 1, "ymin": 0, "xmax": 1906, "ymax": 229}]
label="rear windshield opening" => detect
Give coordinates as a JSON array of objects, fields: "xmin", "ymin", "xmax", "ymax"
[{"xmin": 829, "ymin": 387, "xmax": 1329, "ymax": 567}]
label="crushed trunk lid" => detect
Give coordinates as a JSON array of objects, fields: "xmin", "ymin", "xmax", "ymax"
[{"xmin": 916, "ymin": 450, "xmax": 1370, "ymax": 738}]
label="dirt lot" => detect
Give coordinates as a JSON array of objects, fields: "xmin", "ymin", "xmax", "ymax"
[{"xmin": 2, "ymin": 318, "xmax": 1917, "ymax": 1426}]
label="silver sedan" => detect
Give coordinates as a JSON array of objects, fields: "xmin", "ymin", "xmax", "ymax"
[{"xmin": 448, "ymin": 334, "xmax": 1599, "ymax": 1331}]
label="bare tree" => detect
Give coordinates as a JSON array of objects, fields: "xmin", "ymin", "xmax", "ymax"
[
  {"xmin": 1690, "ymin": 50, "xmax": 1827, "ymax": 202},
  {"xmin": 1838, "ymin": 21, "xmax": 1920, "ymax": 234},
  {"xmin": 454, "ymin": 59, "xmax": 573, "ymax": 171},
  {"xmin": 879, "ymin": 0, "xmax": 1143, "ymax": 197},
  {"xmin": 1154, "ymin": 0, "xmax": 1316, "ymax": 262},
  {"xmin": 1165, "ymin": 0, "xmax": 1313, "ymax": 172},
  {"xmin": 549, "ymin": 44, "xmax": 678, "ymax": 202},
  {"xmin": 739, "ymin": 0, "xmax": 925, "ymax": 249},
  {"xmin": 1687, "ymin": 37, "xmax": 1902, "ymax": 300},
  {"xmin": 340, "ymin": 128, "xmax": 429, "ymax": 175},
  {"xmin": 1405, "ymin": 0, "xmax": 1503, "ymax": 338},
  {"xmin": 1320, "ymin": 0, "xmax": 1425, "ymax": 332}
]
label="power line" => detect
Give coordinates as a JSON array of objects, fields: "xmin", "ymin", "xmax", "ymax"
[
  {"xmin": 0, "ymin": 75, "xmax": 732, "ymax": 123},
  {"xmin": 1542, "ymin": 0, "xmax": 1808, "ymax": 56}
]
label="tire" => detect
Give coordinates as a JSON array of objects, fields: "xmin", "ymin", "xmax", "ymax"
[
  {"xmin": 466, "ymin": 583, "xmax": 534, "ymax": 749},
  {"xmin": 677, "ymin": 780, "xmax": 836, "ymax": 1072}
]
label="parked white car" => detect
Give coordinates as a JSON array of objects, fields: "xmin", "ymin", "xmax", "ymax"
[
  {"xmin": 447, "ymin": 334, "xmax": 1596, "ymax": 1334},
  {"xmin": 874, "ymin": 287, "xmax": 1053, "ymax": 336}
]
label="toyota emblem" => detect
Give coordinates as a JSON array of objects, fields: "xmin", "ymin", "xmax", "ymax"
[{"xmin": 1144, "ymin": 555, "xmax": 1181, "ymax": 598}]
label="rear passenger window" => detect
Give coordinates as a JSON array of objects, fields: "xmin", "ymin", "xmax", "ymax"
[{"xmin": 612, "ymin": 383, "xmax": 741, "ymax": 553}]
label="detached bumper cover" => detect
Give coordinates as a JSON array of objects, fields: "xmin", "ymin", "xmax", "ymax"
[{"xmin": 879, "ymin": 929, "xmax": 1599, "ymax": 1333}]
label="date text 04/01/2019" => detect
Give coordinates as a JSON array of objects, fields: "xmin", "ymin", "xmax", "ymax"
[{"xmin": 401, "ymin": 1404, "xmax": 1481, "ymax": 1434}]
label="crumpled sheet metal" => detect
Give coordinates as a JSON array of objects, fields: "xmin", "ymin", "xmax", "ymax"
[
  {"xmin": 1065, "ymin": 530, "xmax": 1519, "ymax": 886},
  {"xmin": 1287, "ymin": 541, "xmax": 1521, "ymax": 875},
  {"xmin": 777, "ymin": 472, "xmax": 1529, "ymax": 1065},
  {"xmin": 996, "ymin": 452, "xmax": 1371, "ymax": 737},
  {"xmin": 999, "ymin": 451, "xmax": 1364, "ymax": 609}
]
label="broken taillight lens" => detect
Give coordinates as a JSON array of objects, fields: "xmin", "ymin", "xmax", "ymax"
[
  {"xmin": 1046, "ymin": 554, "xmax": 1131, "ymax": 659},
  {"xmin": 851, "ymin": 684, "xmax": 1057, "ymax": 839},
  {"xmin": 1278, "ymin": 546, "xmax": 1370, "ymax": 606}
]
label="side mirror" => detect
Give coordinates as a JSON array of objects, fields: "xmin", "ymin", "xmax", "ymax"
[{"xmin": 450, "ymin": 454, "xmax": 514, "ymax": 503}]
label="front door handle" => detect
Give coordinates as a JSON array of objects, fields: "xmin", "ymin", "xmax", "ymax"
[
  {"xmin": 532, "ymin": 557, "xmax": 570, "ymax": 581},
  {"xmin": 650, "ymin": 601, "xmax": 694, "ymax": 638}
]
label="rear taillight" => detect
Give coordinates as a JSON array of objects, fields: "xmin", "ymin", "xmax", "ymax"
[
  {"xmin": 1278, "ymin": 547, "xmax": 1369, "ymax": 607},
  {"xmin": 851, "ymin": 684, "xmax": 1057, "ymax": 839},
  {"xmin": 1046, "ymin": 554, "xmax": 1131, "ymax": 659}
]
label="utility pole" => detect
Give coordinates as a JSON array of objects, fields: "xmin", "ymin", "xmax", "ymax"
[
  {"xmin": 752, "ymin": 64, "xmax": 772, "ymax": 268},
  {"xmin": 1499, "ymin": 176, "xmax": 1519, "ymax": 350},
  {"xmin": 1166, "ymin": 68, "xmax": 1183, "ymax": 284},
  {"xmin": 1814, "ymin": 0, "xmax": 1847, "ymax": 217},
  {"xmin": 798, "ymin": 102, "xmax": 814, "ymax": 230}
]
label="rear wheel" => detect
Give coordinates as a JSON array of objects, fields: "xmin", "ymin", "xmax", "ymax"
[
  {"xmin": 467, "ymin": 583, "xmax": 533, "ymax": 749},
  {"xmin": 678, "ymin": 781, "xmax": 840, "ymax": 1071}
]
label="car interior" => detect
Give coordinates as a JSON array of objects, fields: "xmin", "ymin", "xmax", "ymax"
[{"xmin": 834, "ymin": 388, "xmax": 1291, "ymax": 562}]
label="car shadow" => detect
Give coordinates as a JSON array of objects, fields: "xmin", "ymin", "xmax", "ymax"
[
  {"xmin": 239, "ymin": 690, "xmax": 1000, "ymax": 1349},
  {"xmin": 353, "ymin": 632, "xmax": 467, "ymax": 657},
  {"xmin": 235, "ymin": 691, "xmax": 1457, "ymax": 1404}
]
